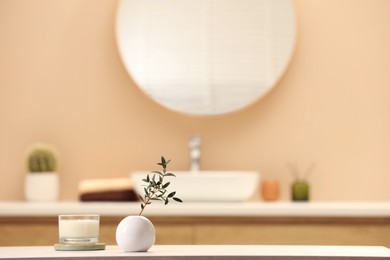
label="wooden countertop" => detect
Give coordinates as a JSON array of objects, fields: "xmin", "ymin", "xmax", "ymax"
[
  {"xmin": 1, "ymin": 245, "xmax": 390, "ymax": 259},
  {"xmin": 2, "ymin": 201, "xmax": 390, "ymax": 217}
]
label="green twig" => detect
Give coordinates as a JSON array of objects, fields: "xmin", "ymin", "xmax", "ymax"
[{"xmin": 138, "ymin": 156, "xmax": 183, "ymax": 216}]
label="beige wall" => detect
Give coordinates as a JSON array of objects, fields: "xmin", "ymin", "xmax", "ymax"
[{"xmin": 0, "ymin": 0, "xmax": 389, "ymax": 201}]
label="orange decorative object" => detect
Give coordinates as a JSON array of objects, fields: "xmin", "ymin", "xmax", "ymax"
[{"xmin": 261, "ymin": 180, "xmax": 280, "ymax": 201}]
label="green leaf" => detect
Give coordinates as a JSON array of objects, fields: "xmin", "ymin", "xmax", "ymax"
[
  {"xmin": 164, "ymin": 198, "xmax": 169, "ymax": 205},
  {"xmin": 144, "ymin": 187, "xmax": 149, "ymax": 197},
  {"xmin": 162, "ymin": 182, "xmax": 170, "ymax": 188},
  {"xmin": 142, "ymin": 178, "xmax": 148, "ymax": 183},
  {"xmin": 161, "ymin": 156, "xmax": 166, "ymax": 167},
  {"xmin": 141, "ymin": 203, "xmax": 145, "ymax": 210},
  {"xmin": 156, "ymin": 175, "xmax": 162, "ymax": 185},
  {"xmin": 138, "ymin": 194, "xmax": 145, "ymax": 202},
  {"xmin": 168, "ymin": 191, "xmax": 176, "ymax": 198},
  {"xmin": 173, "ymin": 197, "xmax": 183, "ymax": 203},
  {"xmin": 146, "ymin": 174, "xmax": 150, "ymax": 182},
  {"xmin": 164, "ymin": 173, "xmax": 176, "ymax": 177}
]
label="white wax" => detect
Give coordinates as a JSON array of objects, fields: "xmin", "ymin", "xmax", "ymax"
[{"xmin": 59, "ymin": 219, "xmax": 99, "ymax": 238}]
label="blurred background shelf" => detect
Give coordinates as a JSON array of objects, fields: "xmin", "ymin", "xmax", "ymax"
[{"xmin": 1, "ymin": 202, "xmax": 390, "ymax": 247}]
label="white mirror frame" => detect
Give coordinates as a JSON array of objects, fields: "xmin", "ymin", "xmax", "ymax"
[{"xmin": 116, "ymin": 0, "xmax": 296, "ymax": 116}]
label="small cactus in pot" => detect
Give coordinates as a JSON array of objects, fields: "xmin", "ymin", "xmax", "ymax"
[
  {"xmin": 27, "ymin": 143, "xmax": 57, "ymax": 173},
  {"xmin": 24, "ymin": 143, "xmax": 60, "ymax": 201}
]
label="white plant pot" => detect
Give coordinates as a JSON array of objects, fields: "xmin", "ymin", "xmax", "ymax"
[
  {"xmin": 25, "ymin": 172, "xmax": 59, "ymax": 202},
  {"xmin": 116, "ymin": 215, "xmax": 155, "ymax": 252}
]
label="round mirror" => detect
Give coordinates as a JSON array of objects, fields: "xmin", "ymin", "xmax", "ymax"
[{"xmin": 116, "ymin": 0, "xmax": 296, "ymax": 116}]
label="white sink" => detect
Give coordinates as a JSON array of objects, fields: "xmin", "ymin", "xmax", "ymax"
[{"xmin": 131, "ymin": 171, "xmax": 260, "ymax": 202}]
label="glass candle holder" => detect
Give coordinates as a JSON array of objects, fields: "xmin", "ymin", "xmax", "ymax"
[
  {"xmin": 261, "ymin": 180, "xmax": 280, "ymax": 201},
  {"xmin": 58, "ymin": 214, "xmax": 100, "ymax": 244}
]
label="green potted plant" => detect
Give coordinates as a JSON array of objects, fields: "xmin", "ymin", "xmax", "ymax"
[
  {"xmin": 116, "ymin": 156, "xmax": 182, "ymax": 252},
  {"xmin": 24, "ymin": 143, "xmax": 59, "ymax": 202}
]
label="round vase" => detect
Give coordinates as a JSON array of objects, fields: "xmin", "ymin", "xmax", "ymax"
[{"xmin": 116, "ymin": 215, "xmax": 155, "ymax": 252}]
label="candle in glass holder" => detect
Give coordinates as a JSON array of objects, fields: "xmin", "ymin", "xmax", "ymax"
[
  {"xmin": 261, "ymin": 180, "xmax": 280, "ymax": 201},
  {"xmin": 58, "ymin": 215, "xmax": 100, "ymax": 244}
]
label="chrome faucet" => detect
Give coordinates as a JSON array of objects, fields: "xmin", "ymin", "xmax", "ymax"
[{"xmin": 188, "ymin": 135, "xmax": 201, "ymax": 172}]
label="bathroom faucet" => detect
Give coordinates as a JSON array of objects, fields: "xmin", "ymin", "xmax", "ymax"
[{"xmin": 188, "ymin": 135, "xmax": 201, "ymax": 172}]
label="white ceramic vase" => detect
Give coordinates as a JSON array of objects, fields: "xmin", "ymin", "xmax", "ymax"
[
  {"xmin": 116, "ymin": 215, "xmax": 155, "ymax": 252},
  {"xmin": 24, "ymin": 172, "xmax": 59, "ymax": 202}
]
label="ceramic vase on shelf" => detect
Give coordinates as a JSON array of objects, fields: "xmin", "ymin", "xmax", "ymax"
[
  {"xmin": 25, "ymin": 172, "xmax": 59, "ymax": 201},
  {"xmin": 116, "ymin": 215, "xmax": 155, "ymax": 252}
]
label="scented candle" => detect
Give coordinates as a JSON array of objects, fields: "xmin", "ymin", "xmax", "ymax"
[{"xmin": 58, "ymin": 215, "xmax": 99, "ymax": 244}]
